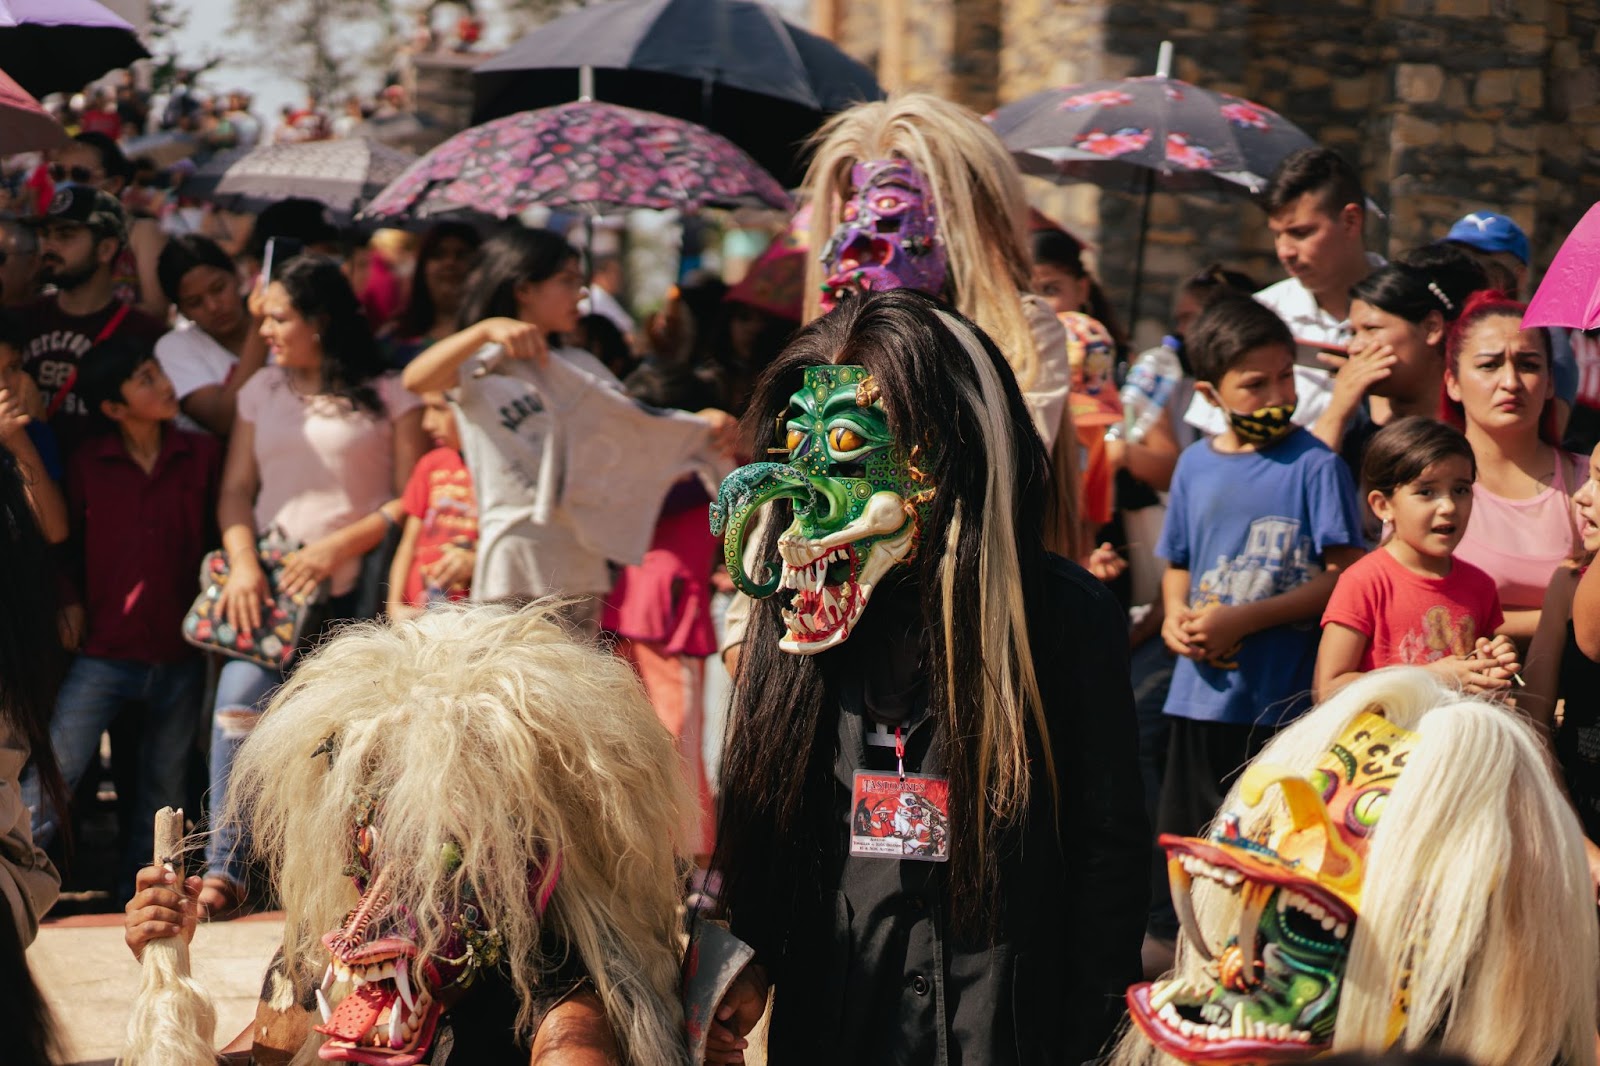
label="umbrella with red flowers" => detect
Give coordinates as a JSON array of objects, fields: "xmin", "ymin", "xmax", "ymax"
[
  {"xmin": 988, "ymin": 41, "xmax": 1321, "ymax": 326},
  {"xmin": 362, "ymin": 101, "xmax": 793, "ymax": 221}
]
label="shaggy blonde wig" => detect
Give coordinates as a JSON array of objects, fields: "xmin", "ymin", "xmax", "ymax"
[
  {"xmin": 801, "ymin": 93, "xmax": 1039, "ymax": 390},
  {"xmin": 224, "ymin": 603, "xmax": 690, "ymax": 1066},
  {"xmin": 1114, "ymin": 667, "xmax": 1599, "ymax": 1066},
  {"xmin": 800, "ymin": 93, "xmax": 1085, "ymax": 558}
]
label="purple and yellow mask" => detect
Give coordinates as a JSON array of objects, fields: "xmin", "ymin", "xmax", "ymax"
[
  {"xmin": 818, "ymin": 159, "xmax": 947, "ymax": 313},
  {"xmin": 710, "ymin": 364, "xmax": 934, "ymax": 654},
  {"xmin": 1127, "ymin": 712, "xmax": 1416, "ymax": 1062}
]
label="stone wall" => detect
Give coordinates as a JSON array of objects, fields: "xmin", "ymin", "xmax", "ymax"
[{"xmin": 826, "ymin": 0, "xmax": 1600, "ymax": 344}]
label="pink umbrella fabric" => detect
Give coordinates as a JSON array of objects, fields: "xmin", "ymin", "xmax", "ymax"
[
  {"xmin": 0, "ymin": 63, "xmax": 65, "ymax": 155},
  {"xmin": 363, "ymin": 101, "xmax": 792, "ymax": 220},
  {"xmin": 1525, "ymin": 202, "xmax": 1600, "ymax": 331}
]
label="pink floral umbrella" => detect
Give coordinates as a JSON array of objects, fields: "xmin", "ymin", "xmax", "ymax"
[{"xmin": 363, "ymin": 101, "xmax": 792, "ymax": 221}]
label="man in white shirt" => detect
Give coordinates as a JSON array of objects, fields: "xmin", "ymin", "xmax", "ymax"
[
  {"xmin": 154, "ymin": 235, "xmax": 266, "ymax": 435},
  {"xmin": 1184, "ymin": 148, "xmax": 1380, "ymax": 437}
]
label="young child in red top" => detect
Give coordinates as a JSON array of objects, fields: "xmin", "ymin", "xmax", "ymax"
[
  {"xmin": 24, "ymin": 336, "xmax": 221, "ymax": 894},
  {"xmin": 1316, "ymin": 416, "xmax": 1520, "ymax": 698},
  {"xmin": 386, "ymin": 390, "xmax": 477, "ymax": 620}
]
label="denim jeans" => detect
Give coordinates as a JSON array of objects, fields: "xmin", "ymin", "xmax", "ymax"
[
  {"xmin": 203, "ymin": 656, "xmax": 283, "ymax": 886},
  {"xmin": 25, "ymin": 655, "xmax": 204, "ymax": 882}
]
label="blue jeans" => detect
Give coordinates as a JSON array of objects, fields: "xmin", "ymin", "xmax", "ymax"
[
  {"xmin": 204, "ymin": 657, "xmax": 283, "ymax": 885},
  {"xmin": 26, "ymin": 655, "xmax": 204, "ymax": 881}
]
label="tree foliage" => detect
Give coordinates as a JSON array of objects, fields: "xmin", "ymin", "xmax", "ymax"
[{"xmin": 230, "ymin": 0, "xmax": 397, "ymax": 104}]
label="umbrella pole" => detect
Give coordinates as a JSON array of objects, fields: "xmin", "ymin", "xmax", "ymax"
[{"xmin": 1127, "ymin": 168, "xmax": 1154, "ymax": 342}]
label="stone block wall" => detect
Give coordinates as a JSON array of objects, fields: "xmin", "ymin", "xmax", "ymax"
[{"xmin": 825, "ymin": 0, "xmax": 1600, "ymax": 344}]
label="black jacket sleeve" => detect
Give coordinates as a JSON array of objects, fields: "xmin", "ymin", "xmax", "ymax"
[{"xmin": 1040, "ymin": 556, "xmax": 1151, "ymax": 1062}]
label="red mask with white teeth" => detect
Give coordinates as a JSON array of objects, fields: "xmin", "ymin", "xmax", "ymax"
[{"xmin": 314, "ymin": 819, "xmax": 550, "ymax": 1064}]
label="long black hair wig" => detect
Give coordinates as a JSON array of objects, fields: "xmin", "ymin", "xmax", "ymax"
[
  {"xmin": 713, "ymin": 288, "xmax": 1056, "ymax": 942},
  {"xmin": 0, "ymin": 450, "xmax": 66, "ymax": 1066}
]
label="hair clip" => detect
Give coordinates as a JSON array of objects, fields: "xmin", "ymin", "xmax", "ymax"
[{"xmin": 1427, "ymin": 281, "xmax": 1455, "ymax": 313}]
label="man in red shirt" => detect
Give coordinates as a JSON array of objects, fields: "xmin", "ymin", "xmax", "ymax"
[
  {"xmin": 18, "ymin": 186, "xmax": 166, "ymax": 457},
  {"xmin": 24, "ymin": 336, "xmax": 221, "ymax": 896}
]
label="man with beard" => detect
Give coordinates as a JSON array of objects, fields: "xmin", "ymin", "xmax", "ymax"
[
  {"xmin": 19, "ymin": 186, "xmax": 166, "ymax": 457},
  {"xmin": 154, "ymin": 235, "xmax": 265, "ymax": 436}
]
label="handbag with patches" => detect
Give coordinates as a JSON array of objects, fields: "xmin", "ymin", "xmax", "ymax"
[{"xmin": 181, "ymin": 533, "xmax": 328, "ymax": 670}]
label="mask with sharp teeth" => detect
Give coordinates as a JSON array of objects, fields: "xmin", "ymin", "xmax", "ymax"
[
  {"xmin": 710, "ymin": 364, "xmax": 934, "ymax": 654},
  {"xmin": 1128, "ymin": 711, "xmax": 1415, "ymax": 1063},
  {"xmin": 312, "ymin": 789, "xmax": 553, "ymax": 1066}
]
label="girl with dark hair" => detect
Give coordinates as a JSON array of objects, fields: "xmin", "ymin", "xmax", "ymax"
[
  {"xmin": 1313, "ymin": 250, "xmax": 1485, "ymax": 467},
  {"xmin": 1442, "ymin": 290, "xmax": 1585, "ymax": 646},
  {"xmin": 381, "ymin": 221, "xmax": 481, "ymax": 368},
  {"xmin": 203, "ymin": 254, "xmax": 427, "ymax": 914},
  {"xmin": 1315, "ymin": 416, "xmax": 1517, "ymax": 698},
  {"xmin": 1031, "ymin": 226, "xmax": 1129, "ymax": 359},
  {"xmin": 0, "ymin": 450, "xmax": 67, "ymax": 1066},
  {"xmin": 154, "ymin": 233, "xmax": 267, "ymax": 435},
  {"xmin": 706, "ymin": 289, "xmax": 1147, "ymax": 1064}
]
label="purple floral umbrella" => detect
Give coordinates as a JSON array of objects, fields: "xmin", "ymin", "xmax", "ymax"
[{"xmin": 363, "ymin": 101, "xmax": 793, "ymax": 221}]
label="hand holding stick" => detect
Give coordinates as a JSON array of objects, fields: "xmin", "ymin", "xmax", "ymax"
[{"xmin": 120, "ymin": 807, "xmax": 217, "ymax": 1066}]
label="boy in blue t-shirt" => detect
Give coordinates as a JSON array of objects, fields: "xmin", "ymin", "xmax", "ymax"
[{"xmin": 1155, "ymin": 292, "xmax": 1364, "ymax": 848}]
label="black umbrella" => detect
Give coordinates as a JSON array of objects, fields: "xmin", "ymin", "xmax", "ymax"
[
  {"xmin": 0, "ymin": 0, "xmax": 149, "ymax": 98},
  {"xmin": 471, "ymin": 0, "xmax": 881, "ymax": 187},
  {"xmin": 989, "ymin": 41, "xmax": 1320, "ymax": 327}
]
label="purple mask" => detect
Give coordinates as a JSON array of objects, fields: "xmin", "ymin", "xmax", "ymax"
[{"xmin": 819, "ymin": 159, "xmax": 947, "ymax": 313}]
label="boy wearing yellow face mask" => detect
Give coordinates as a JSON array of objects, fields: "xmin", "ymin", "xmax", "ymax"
[{"xmin": 1151, "ymin": 292, "xmax": 1366, "ymax": 879}]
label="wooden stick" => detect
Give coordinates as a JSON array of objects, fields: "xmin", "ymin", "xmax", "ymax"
[
  {"xmin": 120, "ymin": 807, "xmax": 217, "ymax": 1066},
  {"xmin": 153, "ymin": 806, "xmax": 184, "ymax": 870}
]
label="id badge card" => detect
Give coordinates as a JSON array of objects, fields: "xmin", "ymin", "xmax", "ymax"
[{"xmin": 850, "ymin": 771, "xmax": 950, "ymax": 862}]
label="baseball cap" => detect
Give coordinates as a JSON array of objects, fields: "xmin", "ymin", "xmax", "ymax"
[
  {"xmin": 36, "ymin": 184, "xmax": 127, "ymax": 245},
  {"xmin": 1445, "ymin": 211, "xmax": 1529, "ymax": 265}
]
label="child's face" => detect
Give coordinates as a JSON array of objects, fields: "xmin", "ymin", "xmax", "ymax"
[
  {"xmin": 1205, "ymin": 343, "xmax": 1297, "ymax": 415},
  {"xmin": 420, "ymin": 392, "xmax": 460, "ymax": 451},
  {"xmin": 110, "ymin": 359, "xmax": 179, "ymax": 424},
  {"xmin": 1572, "ymin": 442, "xmax": 1600, "ymax": 555},
  {"xmin": 1370, "ymin": 455, "xmax": 1476, "ymax": 560}
]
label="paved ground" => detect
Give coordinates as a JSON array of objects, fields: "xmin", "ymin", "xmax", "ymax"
[{"xmin": 30, "ymin": 910, "xmax": 285, "ymax": 1066}]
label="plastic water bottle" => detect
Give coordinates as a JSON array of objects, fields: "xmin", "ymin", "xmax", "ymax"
[{"xmin": 1106, "ymin": 335, "xmax": 1183, "ymax": 444}]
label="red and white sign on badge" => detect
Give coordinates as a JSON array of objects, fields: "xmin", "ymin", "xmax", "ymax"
[{"xmin": 850, "ymin": 772, "xmax": 951, "ymax": 862}]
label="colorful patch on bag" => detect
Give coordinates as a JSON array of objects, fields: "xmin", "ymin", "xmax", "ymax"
[{"xmin": 849, "ymin": 772, "xmax": 950, "ymax": 861}]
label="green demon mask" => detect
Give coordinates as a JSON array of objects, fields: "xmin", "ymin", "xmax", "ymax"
[
  {"xmin": 1127, "ymin": 712, "xmax": 1416, "ymax": 1062},
  {"xmin": 710, "ymin": 364, "xmax": 934, "ymax": 654}
]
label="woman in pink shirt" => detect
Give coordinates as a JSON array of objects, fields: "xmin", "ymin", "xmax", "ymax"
[{"xmin": 1444, "ymin": 290, "xmax": 1585, "ymax": 644}]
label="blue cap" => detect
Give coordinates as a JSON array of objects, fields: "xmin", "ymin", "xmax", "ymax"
[{"xmin": 1445, "ymin": 211, "xmax": 1530, "ymax": 265}]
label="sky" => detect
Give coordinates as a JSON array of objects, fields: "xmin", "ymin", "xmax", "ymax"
[{"xmin": 164, "ymin": 0, "xmax": 814, "ymax": 126}]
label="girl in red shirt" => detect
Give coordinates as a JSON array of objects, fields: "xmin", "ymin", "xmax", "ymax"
[{"xmin": 1316, "ymin": 416, "xmax": 1520, "ymax": 698}]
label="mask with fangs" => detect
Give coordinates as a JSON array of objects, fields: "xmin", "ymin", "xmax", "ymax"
[
  {"xmin": 1127, "ymin": 711, "xmax": 1414, "ymax": 1063},
  {"xmin": 311, "ymin": 798, "xmax": 555, "ymax": 1065},
  {"xmin": 710, "ymin": 363, "xmax": 934, "ymax": 654}
]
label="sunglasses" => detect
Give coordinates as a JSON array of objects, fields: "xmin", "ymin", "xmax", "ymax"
[{"xmin": 48, "ymin": 165, "xmax": 99, "ymax": 184}]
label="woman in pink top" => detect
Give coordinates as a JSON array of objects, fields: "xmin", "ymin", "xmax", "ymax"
[
  {"xmin": 1444, "ymin": 290, "xmax": 1584, "ymax": 643},
  {"xmin": 203, "ymin": 255, "xmax": 427, "ymax": 913}
]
